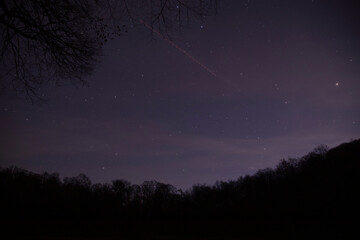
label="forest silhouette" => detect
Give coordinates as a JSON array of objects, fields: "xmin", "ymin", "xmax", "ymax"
[{"xmin": 1, "ymin": 139, "xmax": 359, "ymax": 239}]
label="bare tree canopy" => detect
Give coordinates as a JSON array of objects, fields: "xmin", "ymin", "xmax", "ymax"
[
  {"xmin": 0, "ymin": 0, "xmax": 104, "ymax": 100},
  {"xmin": 0, "ymin": 0, "xmax": 217, "ymax": 101}
]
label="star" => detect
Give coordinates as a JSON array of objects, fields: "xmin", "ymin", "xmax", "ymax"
[{"xmin": 335, "ymin": 82, "xmax": 340, "ymax": 87}]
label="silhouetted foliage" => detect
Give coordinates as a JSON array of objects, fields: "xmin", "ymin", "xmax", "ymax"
[{"xmin": 1, "ymin": 139, "xmax": 359, "ymax": 239}]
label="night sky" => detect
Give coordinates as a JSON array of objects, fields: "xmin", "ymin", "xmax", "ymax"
[{"xmin": 1, "ymin": 0, "xmax": 359, "ymax": 190}]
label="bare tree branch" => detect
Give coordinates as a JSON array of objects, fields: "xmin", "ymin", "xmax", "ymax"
[{"xmin": 0, "ymin": 0, "xmax": 216, "ymax": 101}]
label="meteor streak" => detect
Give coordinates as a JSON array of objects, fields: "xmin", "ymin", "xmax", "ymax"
[{"xmin": 139, "ymin": 20, "xmax": 217, "ymax": 77}]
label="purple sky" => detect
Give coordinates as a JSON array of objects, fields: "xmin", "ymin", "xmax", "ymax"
[{"xmin": 1, "ymin": 0, "xmax": 359, "ymax": 189}]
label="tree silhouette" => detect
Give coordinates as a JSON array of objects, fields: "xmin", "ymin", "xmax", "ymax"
[
  {"xmin": 0, "ymin": 0, "xmax": 217, "ymax": 100},
  {"xmin": 3, "ymin": 140, "xmax": 357, "ymax": 239},
  {"xmin": 0, "ymin": 0, "xmax": 105, "ymax": 100}
]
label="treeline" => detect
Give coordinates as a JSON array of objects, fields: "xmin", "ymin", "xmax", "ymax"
[{"xmin": 1, "ymin": 140, "xmax": 359, "ymax": 239}]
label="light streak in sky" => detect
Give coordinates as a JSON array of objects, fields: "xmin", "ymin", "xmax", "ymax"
[{"xmin": 139, "ymin": 20, "xmax": 217, "ymax": 77}]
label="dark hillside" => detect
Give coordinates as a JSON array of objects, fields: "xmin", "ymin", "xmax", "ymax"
[{"xmin": 1, "ymin": 139, "xmax": 359, "ymax": 239}]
